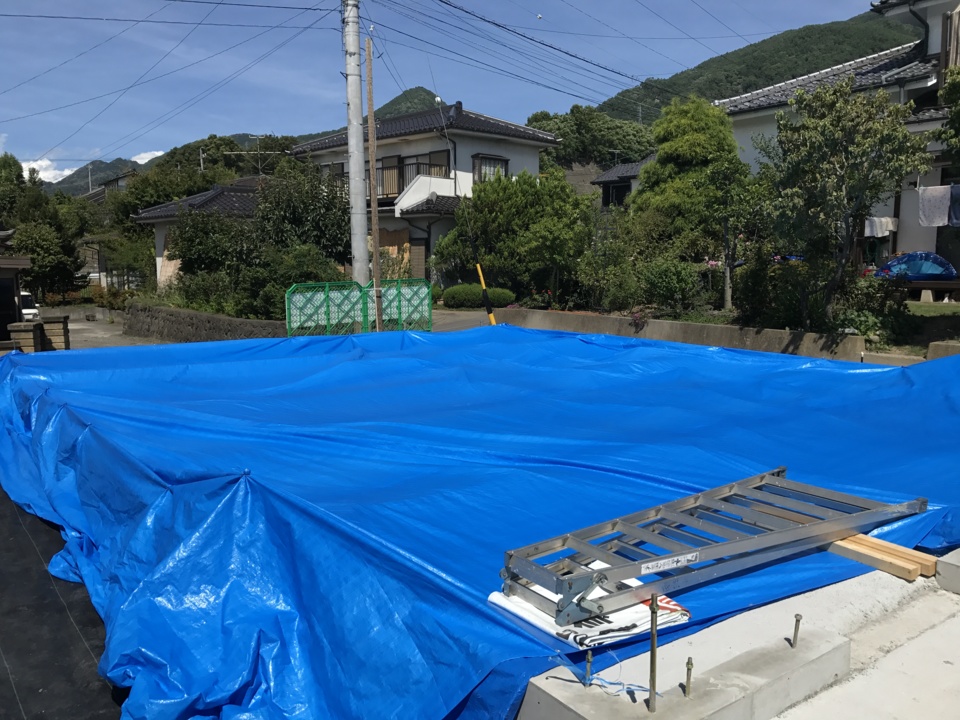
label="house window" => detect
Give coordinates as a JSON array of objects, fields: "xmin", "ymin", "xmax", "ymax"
[{"xmin": 472, "ymin": 154, "xmax": 508, "ymax": 182}]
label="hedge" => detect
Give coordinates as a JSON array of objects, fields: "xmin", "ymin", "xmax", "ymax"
[{"xmin": 441, "ymin": 284, "xmax": 515, "ymax": 309}]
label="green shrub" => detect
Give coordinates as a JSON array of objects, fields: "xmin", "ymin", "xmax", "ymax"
[
  {"xmin": 834, "ymin": 276, "xmax": 914, "ymax": 346},
  {"xmin": 442, "ymin": 283, "xmax": 515, "ymax": 308},
  {"xmin": 637, "ymin": 259, "xmax": 702, "ymax": 313},
  {"xmin": 431, "ymin": 283, "xmax": 443, "ymax": 304}
]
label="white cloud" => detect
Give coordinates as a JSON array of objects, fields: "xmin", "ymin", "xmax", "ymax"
[
  {"xmin": 23, "ymin": 159, "xmax": 79, "ymax": 183},
  {"xmin": 132, "ymin": 150, "xmax": 164, "ymax": 164}
]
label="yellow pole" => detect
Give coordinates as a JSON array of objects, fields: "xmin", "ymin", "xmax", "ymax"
[{"xmin": 476, "ymin": 263, "xmax": 496, "ymax": 326}]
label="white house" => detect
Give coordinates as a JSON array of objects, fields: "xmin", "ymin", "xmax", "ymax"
[
  {"xmin": 291, "ymin": 101, "xmax": 558, "ymax": 279},
  {"xmin": 715, "ymin": 0, "xmax": 960, "ymax": 268}
]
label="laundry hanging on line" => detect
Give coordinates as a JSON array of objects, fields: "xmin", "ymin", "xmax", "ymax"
[
  {"xmin": 919, "ymin": 185, "xmax": 951, "ymax": 227},
  {"xmin": 864, "ymin": 217, "xmax": 898, "ymax": 237},
  {"xmin": 950, "ymin": 185, "xmax": 960, "ymax": 228}
]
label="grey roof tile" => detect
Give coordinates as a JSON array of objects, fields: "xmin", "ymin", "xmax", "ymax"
[
  {"xmin": 591, "ymin": 154, "xmax": 657, "ymax": 185},
  {"xmin": 292, "ymin": 102, "xmax": 557, "ymax": 155},
  {"xmin": 400, "ymin": 195, "xmax": 461, "ymax": 216},
  {"xmin": 133, "ymin": 184, "xmax": 259, "ymax": 222},
  {"xmin": 715, "ymin": 42, "xmax": 935, "ymax": 115}
]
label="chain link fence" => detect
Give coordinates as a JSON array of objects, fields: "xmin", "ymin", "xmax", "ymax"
[{"xmin": 285, "ymin": 279, "xmax": 432, "ymax": 336}]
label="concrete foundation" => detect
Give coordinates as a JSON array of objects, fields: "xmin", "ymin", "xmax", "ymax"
[
  {"xmin": 496, "ymin": 308, "xmax": 865, "ymax": 361},
  {"xmin": 936, "ymin": 548, "xmax": 960, "ymax": 594},
  {"xmin": 519, "ymin": 573, "xmax": 958, "ymax": 720},
  {"xmin": 927, "ymin": 341, "xmax": 960, "ymax": 361}
]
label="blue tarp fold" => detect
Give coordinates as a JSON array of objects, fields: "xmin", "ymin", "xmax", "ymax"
[{"xmin": 1, "ymin": 326, "xmax": 958, "ymax": 719}]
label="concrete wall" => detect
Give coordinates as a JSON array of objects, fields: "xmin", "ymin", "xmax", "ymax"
[
  {"xmin": 125, "ymin": 303, "xmax": 285, "ymax": 344},
  {"xmin": 731, "ymin": 110, "xmax": 778, "ymax": 170},
  {"xmin": 496, "ymin": 308, "xmax": 866, "ymax": 361}
]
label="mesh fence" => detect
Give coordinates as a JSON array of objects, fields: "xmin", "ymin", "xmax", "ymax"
[{"xmin": 286, "ymin": 279, "xmax": 432, "ymax": 336}]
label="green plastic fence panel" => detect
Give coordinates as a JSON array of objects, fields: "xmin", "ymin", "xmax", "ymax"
[
  {"xmin": 286, "ymin": 278, "xmax": 431, "ymax": 336},
  {"xmin": 285, "ymin": 282, "xmax": 367, "ymax": 336},
  {"xmin": 369, "ymin": 278, "xmax": 433, "ymax": 332}
]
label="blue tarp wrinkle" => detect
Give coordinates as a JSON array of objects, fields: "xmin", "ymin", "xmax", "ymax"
[{"xmin": 1, "ymin": 326, "xmax": 958, "ymax": 719}]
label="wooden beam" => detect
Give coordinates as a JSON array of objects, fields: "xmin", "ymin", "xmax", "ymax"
[
  {"xmin": 844, "ymin": 534, "xmax": 937, "ymax": 577},
  {"xmin": 827, "ymin": 537, "xmax": 921, "ymax": 581}
]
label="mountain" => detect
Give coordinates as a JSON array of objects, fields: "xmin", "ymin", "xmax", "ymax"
[
  {"xmin": 47, "ymin": 87, "xmax": 439, "ymax": 196},
  {"xmin": 598, "ymin": 12, "xmax": 923, "ymax": 122},
  {"xmin": 47, "ymin": 158, "xmax": 141, "ymax": 197}
]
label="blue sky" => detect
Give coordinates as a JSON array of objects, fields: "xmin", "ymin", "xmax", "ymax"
[{"xmin": 0, "ymin": 0, "xmax": 878, "ymax": 181}]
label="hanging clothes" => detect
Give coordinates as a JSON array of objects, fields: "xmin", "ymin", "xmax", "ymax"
[
  {"xmin": 950, "ymin": 185, "xmax": 960, "ymax": 228},
  {"xmin": 919, "ymin": 185, "xmax": 951, "ymax": 227},
  {"xmin": 864, "ymin": 217, "xmax": 898, "ymax": 237}
]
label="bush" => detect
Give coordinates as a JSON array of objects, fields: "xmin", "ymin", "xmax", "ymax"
[
  {"xmin": 431, "ymin": 283, "xmax": 443, "ymax": 304},
  {"xmin": 441, "ymin": 283, "xmax": 515, "ymax": 308},
  {"xmin": 834, "ymin": 276, "xmax": 913, "ymax": 346},
  {"xmin": 637, "ymin": 259, "xmax": 702, "ymax": 313}
]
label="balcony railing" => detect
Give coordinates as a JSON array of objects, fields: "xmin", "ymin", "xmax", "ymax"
[{"xmin": 364, "ymin": 162, "xmax": 449, "ymax": 199}]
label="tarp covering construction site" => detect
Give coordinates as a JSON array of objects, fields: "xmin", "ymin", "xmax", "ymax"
[{"xmin": 1, "ymin": 326, "xmax": 958, "ymax": 719}]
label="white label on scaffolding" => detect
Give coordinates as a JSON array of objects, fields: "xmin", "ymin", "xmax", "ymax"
[{"xmin": 640, "ymin": 552, "xmax": 700, "ymax": 575}]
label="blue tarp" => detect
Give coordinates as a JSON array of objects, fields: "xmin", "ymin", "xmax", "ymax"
[
  {"xmin": 875, "ymin": 251, "xmax": 959, "ymax": 281},
  {"xmin": 1, "ymin": 326, "xmax": 959, "ymax": 719}
]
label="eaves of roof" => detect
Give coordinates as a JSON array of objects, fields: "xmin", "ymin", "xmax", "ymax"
[
  {"xmin": 399, "ymin": 195, "xmax": 461, "ymax": 217},
  {"xmin": 715, "ymin": 42, "xmax": 935, "ymax": 116},
  {"xmin": 292, "ymin": 101, "xmax": 557, "ymax": 156},
  {"xmin": 132, "ymin": 185, "xmax": 259, "ymax": 223},
  {"xmin": 591, "ymin": 153, "xmax": 657, "ymax": 185}
]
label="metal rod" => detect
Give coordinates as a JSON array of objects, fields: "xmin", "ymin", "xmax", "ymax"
[
  {"xmin": 792, "ymin": 613, "xmax": 802, "ymax": 649},
  {"xmin": 648, "ymin": 594, "xmax": 658, "ymax": 712},
  {"xmin": 685, "ymin": 656, "xmax": 693, "ymax": 698},
  {"xmin": 585, "ymin": 649, "xmax": 593, "ymax": 686}
]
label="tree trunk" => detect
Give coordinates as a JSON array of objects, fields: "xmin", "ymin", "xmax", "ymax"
[{"xmin": 722, "ymin": 217, "xmax": 733, "ymax": 310}]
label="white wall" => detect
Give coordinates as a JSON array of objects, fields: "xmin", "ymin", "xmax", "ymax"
[
  {"xmin": 153, "ymin": 221, "xmax": 180, "ymax": 288},
  {"xmin": 897, "ymin": 167, "xmax": 943, "ymax": 254},
  {"xmin": 884, "ymin": 0, "xmax": 960, "ymax": 55},
  {"xmin": 731, "ymin": 111, "xmax": 779, "ymax": 170}
]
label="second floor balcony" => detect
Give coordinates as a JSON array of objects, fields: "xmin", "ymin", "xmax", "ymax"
[{"xmin": 364, "ymin": 162, "xmax": 449, "ymax": 200}]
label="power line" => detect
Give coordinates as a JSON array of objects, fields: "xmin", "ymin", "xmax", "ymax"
[
  {"xmin": 0, "ymin": 6, "xmax": 167, "ymax": 97},
  {"xmin": 92, "ymin": 8, "xmax": 336, "ymax": 161},
  {"xmin": 164, "ymin": 0, "xmax": 330, "ymax": 9},
  {"xmin": 687, "ymin": 0, "xmax": 753, "ymax": 44},
  {"xmin": 0, "ymin": 12, "xmax": 334, "ymax": 30},
  {"xmin": 506, "ymin": 25, "xmax": 777, "ymax": 40},
  {"xmin": 0, "ymin": 21, "xmax": 340, "ymax": 126},
  {"xmin": 630, "ymin": 0, "xmax": 721, "ymax": 56},
  {"xmin": 35, "ymin": 1, "xmax": 228, "ymax": 161}
]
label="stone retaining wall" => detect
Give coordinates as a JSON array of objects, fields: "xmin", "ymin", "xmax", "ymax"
[
  {"xmin": 124, "ymin": 303, "xmax": 286, "ymax": 343},
  {"xmin": 496, "ymin": 308, "xmax": 866, "ymax": 361}
]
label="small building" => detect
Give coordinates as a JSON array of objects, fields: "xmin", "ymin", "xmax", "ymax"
[
  {"xmin": 590, "ymin": 154, "xmax": 657, "ymax": 207},
  {"xmin": 291, "ymin": 101, "xmax": 558, "ymax": 279},
  {"xmin": 132, "ymin": 179, "xmax": 260, "ymax": 287},
  {"xmin": 79, "ymin": 168, "xmax": 139, "ymax": 206}
]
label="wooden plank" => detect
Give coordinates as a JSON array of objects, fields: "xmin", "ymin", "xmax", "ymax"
[
  {"xmin": 827, "ymin": 538, "xmax": 921, "ymax": 581},
  {"xmin": 845, "ymin": 534, "xmax": 937, "ymax": 577}
]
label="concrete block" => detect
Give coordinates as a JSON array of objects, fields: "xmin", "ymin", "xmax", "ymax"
[
  {"xmin": 927, "ymin": 341, "xmax": 960, "ymax": 361},
  {"xmin": 518, "ymin": 629, "xmax": 849, "ymax": 720},
  {"xmin": 920, "ymin": 289, "xmax": 935, "ymax": 303},
  {"xmin": 936, "ymin": 548, "xmax": 960, "ymax": 594}
]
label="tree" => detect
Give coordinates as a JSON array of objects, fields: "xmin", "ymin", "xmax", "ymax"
[
  {"xmin": 0, "ymin": 152, "xmax": 25, "ymax": 228},
  {"xmin": 527, "ymin": 105, "xmax": 653, "ymax": 170},
  {"xmin": 254, "ymin": 158, "xmax": 349, "ymax": 262},
  {"xmin": 627, "ymin": 97, "xmax": 742, "ymax": 262},
  {"xmin": 12, "ymin": 222, "xmax": 83, "ymax": 300},
  {"xmin": 433, "ymin": 169, "xmax": 595, "ymax": 301},
  {"xmin": 759, "ymin": 77, "xmax": 929, "ymax": 329},
  {"xmin": 939, "ymin": 66, "xmax": 960, "ymax": 162}
]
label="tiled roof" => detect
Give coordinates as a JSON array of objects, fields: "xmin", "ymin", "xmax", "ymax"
[
  {"xmin": 292, "ymin": 101, "xmax": 558, "ymax": 155},
  {"xmin": 907, "ymin": 106, "xmax": 950, "ymax": 124},
  {"xmin": 133, "ymin": 184, "xmax": 259, "ymax": 222},
  {"xmin": 715, "ymin": 43, "xmax": 936, "ymax": 115},
  {"xmin": 400, "ymin": 195, "xmax": 461, "ymax": 217},
  {"xmin": 591, "ymin": 154, "xmax": 657, "ymax": 185}
]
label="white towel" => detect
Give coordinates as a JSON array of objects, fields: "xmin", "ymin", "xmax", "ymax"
[
  {"xmin": 864, "ymin": 217, "xmax": 898, "ymax": 237},
  {"xmin": 919, "ymin": 186, "xmax": 951, "ymax": 227},
  {"xmin": 489, "ymin": 560, "xmax": 690, "ymax": 649}
]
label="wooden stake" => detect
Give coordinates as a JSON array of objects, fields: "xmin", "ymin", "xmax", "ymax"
[{"xmin": 365, "ymin": 37, "xmax": 383, "ymax": 332}]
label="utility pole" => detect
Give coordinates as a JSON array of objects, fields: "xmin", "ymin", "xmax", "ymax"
[
  {"xmin": 366, "ymin": 37, "xmax": 383, "ymax": 331},
  {"xmin": 343, "ymin": 0, "xmax": 370, "ymax": 284},
  {"xmin": 87, "ymin": 165, "xmax": 92, "ymax": 193},
  {"xmin": 249, "ymin": 135, "xmax": 265, "ymax": 175},
  {"xmin": 199, "ymin": 147, "xmax": 205, "ymax": 172}
]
